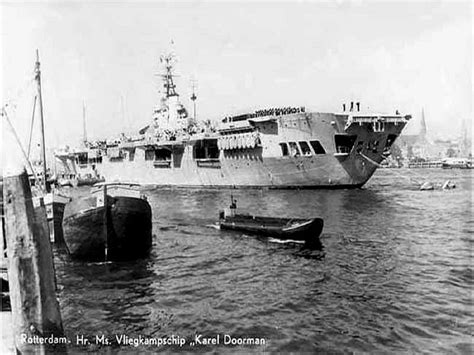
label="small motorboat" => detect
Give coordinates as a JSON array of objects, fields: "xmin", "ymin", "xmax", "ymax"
[
  {"xmin": 219, "ymin": 197, "xmax": 323, "ymax": 242},
  {"xmin": 62, "ymin": 184, "xmax": 152, "ymax": 261}
]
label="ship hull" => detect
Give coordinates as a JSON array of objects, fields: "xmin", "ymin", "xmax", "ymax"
[
  {"xmin": 58, "ymin": 111, "xmax": 408, "ymax": 189},
  {"xmin": 95, "ymin": 155, "xmax": 372, "ymax": 188}
]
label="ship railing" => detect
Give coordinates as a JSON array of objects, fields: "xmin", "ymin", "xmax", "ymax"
[
  {"xmin": 347, "ymin": 115, "xmax": 411, "ymax": 124},
  {"xmin": 345, "ymin": 114, "xmax": 411, "ymax": 131},
  {"xmin": 218, "ymin": 119, "xmax": 254, "ymax": 132},
  {"xmin": 91, "ymin": 182, "xmax": 144, "ymax": 199}
]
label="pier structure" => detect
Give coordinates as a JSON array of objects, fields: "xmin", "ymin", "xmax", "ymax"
[
  {"xmin": 407, "ymin": 161, "xmax": 443, "ymax": 168},
  {"xmin": 3, "ymin": 169, "xmax": 65, "ymax": 353}
]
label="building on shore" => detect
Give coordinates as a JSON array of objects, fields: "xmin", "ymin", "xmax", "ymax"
[{"xmin": 395, "ymin": 108, "xmax": 471, "ymax": 165}]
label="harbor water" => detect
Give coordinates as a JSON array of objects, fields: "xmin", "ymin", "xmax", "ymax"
[{"xmin": 55, "ymin": 168, "xmax": 472, "ymax": 353}]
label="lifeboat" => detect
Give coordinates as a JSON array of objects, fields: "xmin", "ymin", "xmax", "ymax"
[
  {"xmin": 246, "ymin": 134, "xmax": 252, "ymax": 148},
  {"xmin": 237, "ymin": 136, "xmax": 243, "ymax": 149}
]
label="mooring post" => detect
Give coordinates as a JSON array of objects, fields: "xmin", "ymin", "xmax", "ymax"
[
  {"xmin": 103, "ymin": 184, "xmax": 108, "ymax": 261},
  {"xmin": 4, "ymin": 169, "xmax": 65, "ymax": 353}
]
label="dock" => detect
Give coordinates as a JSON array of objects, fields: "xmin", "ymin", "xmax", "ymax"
[{"xmin": 407, "ymin": 161, "xmax": 443, "ymax": 168}]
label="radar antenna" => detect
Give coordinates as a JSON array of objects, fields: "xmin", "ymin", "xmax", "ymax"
[
  {"xmin": 190, "ymin": 78, "xmax": 197, "ymax": 121},
  {"xmin": 158, "ymin": 53, "xmax": 178, "ymax": 98}
]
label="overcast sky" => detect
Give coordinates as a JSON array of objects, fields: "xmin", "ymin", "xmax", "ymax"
[{"xmin": 1, "ymin": 0, "xmax": 472, "ymax": 168}]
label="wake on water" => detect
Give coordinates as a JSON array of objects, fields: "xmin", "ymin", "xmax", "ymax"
[
  {"xmin": 206, "ymin": 224, "xmax": 221, "ymax": 230},
  {"xmin": 267, "ymin": 237, "xmax": 306, "ymax": 244},
  {"xmin": 206, "ymin": 225, "xmax": 314, "ymax": 246}
]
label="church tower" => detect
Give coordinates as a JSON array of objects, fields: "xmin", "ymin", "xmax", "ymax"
[
  {"xmin": 459, "ymin": 119, "xmax": 471, "ymax": 157},
  {"xmin": 419, "ymin": 107, "xmax": 427, "ymax": 139}
]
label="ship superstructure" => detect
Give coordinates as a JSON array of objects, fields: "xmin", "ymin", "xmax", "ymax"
[{"xmin": 55, "ymin": 52, "xmax": 411, "ymax": 188}]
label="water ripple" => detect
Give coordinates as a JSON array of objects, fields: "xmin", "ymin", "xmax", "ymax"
[{"xmin": 54, "ymin": 169, "xmax": 473, "ymax": 353}]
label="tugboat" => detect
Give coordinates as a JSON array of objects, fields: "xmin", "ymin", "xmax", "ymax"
[
  {"xmin": 219, "ymin": 196, "xmax": 324, "ymax": 242},
  {"xmin": 55, "ymin": 49, "xmax": 412, "ymax": 189}
]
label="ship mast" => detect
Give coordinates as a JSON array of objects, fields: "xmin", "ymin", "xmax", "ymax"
[
  {"xmin": 151, "ymin": 47, "xmax": 189, "ymax": 129},
  {"xmin": 35, "ymin": 49, "xmax": 50, "ymax": 193},
  {"xmin": 160, "ymin": 53, "xmax": 178, "ymax": 98},
  {"xmin": 190, "ymin": 79, "xmax": 197, "ymax": 121}
]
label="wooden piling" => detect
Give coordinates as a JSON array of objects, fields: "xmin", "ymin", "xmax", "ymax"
[
  {"xmin": 3, "ymin": 169, "xmax": 65, "ymax": 353},
  {"xmin": 103, "ymin": 184, "xmax": 108, "ymax": 261}
]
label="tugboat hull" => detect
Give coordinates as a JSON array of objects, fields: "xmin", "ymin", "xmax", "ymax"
[{"xmin": 62, "ymin": 196, "xmax": 152, "ymax": 261}]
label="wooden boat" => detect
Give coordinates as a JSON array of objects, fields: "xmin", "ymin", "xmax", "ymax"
[
  {"xmin": 219, "ymin": 198, "xmax": 323, "ymax": 241},
  {"xmin": 62, "ymin": 185, "xmax": 152, "ymax": 261},
  {"xmin": 32, "ymin": 191, "xmax": 70, "ymax": 243}
]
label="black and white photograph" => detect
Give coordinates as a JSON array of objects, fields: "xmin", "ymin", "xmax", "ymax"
[{"xmin": 0, "ymin": 0, "xmax": 472, "ymax": 353}]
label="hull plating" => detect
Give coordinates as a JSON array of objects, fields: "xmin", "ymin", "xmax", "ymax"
[{"xmin": 62, "ymin": 112, "xmax": 407, "ymax": 189}]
